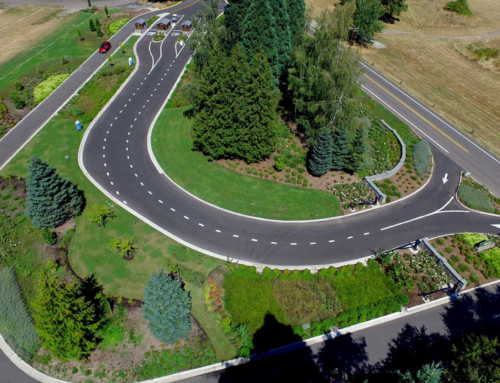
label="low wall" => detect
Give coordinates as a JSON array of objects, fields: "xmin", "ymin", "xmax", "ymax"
[
  {"xmin": 421, "ymin": 237, "xmax": 468, "ymax": 291},
  {"xmin": 364, "ymin": 120, "xmax": 406, "ymax": 204}
]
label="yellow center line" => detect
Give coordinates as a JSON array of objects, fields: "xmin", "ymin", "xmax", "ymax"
[{"xmin": 363, "ymin": 74, "xmax": 469, "ymax": 154}]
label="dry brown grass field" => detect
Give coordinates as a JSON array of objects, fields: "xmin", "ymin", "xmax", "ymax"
[{"xmin": 0, "ymin": 5, "xmax": 66, "ymax": 66}]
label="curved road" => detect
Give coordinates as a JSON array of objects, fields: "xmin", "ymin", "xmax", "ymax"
[{"xmin": 81, "ymin": 1, "xmax": 500, "ymax": 268}]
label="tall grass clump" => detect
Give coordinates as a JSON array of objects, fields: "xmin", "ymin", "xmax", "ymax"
[
  {"xmin": 33, "ymin": 73, "xmax": 70, "ymax": 104},
  {"xmin": 412, "ymin": 140, "xmax": 431, "ymax": 176},
  {"xmin": 458, "ymin": 185, "xmax": 494, "ymax": 213},
  {"xmin": 445, "ymin": 0, "xmax": 472, "ymax": 16},
  {"xmin": 0, "ymin": 267, "xmax": 40, "ymax": 361}
]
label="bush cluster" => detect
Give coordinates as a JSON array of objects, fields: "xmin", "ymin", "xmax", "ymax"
[
  {"xmin": 412, "ymin": 140, "xmax": 431, "ymax": 176},
  {"xmin": 445, "ymin": 0, "xmax": 472, "ymax": 16},
  {"xmin": 458, "ymin": 185, "xmax": 494, "ymax": 213},
  {"xmin": 107, "ymin": 18, "xmax": 129, "ymax": 36},
  {"xmin": 479, "ymin": 248, "xmax": 500, "ymax": 279},
  {"xmin": 33, "ymin": 74, "xmax": 70, "ymax": 104},
  {"xmin": 0, "ymin": 267, "xmax": 40, "ymax": 361}
]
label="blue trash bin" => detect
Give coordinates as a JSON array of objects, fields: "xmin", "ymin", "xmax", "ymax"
[{"xmin": 75, "ymin": 120, "xmax": 82, "ymax": 131}]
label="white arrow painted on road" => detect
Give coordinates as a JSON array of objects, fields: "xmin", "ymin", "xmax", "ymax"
[
  {"xmin": 491, "ymin": 224, "xmax": 500, "ymax": 229},
  {"xmin": 442, "ymin": 173, "xmax": 449, "ymax": 184}
]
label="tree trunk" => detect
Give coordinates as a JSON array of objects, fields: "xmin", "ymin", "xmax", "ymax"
[{"xmin": 124, "ymin": 251, "xmax": 134, "ymax": 261}]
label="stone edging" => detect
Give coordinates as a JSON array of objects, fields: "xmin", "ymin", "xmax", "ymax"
[{"xmin": 364, "ymin": 120, "xmax": 406, "ymax": 203}]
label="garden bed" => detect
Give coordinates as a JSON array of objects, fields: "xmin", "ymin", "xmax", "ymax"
[{"xmin": 458, "ymin": 174, "xmax": 500, "ymax": 214}]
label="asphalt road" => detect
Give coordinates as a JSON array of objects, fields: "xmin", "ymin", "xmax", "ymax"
[{"xmin": 180, "ymin": 283, "xmax": 500, "ymax": 382}]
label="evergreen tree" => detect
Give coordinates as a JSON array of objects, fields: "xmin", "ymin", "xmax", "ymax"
[
  {"xmin": 273, "ymin": 0, "xmax": 292, "ymax": 78},
  {"xmin": 25, "ymin": 156, "xmax": 84, "ymax": 229},
  {"xmin": 331, "ymin": 126, "xmax": 350, "ymax": 170},
  {"xmin": 223, "ymin": 0, "xmax": 251, "ymax": 49},
  {"xmin": 89, "ymin": 18, "xmax": 96, "ymax": 32},
  {"xmin": 241, "ymin": 0, "xmax": 280, "ymax": 85},
  {"xmin": 354, "ymin": 0, "xmax": 385, "ymax": 43},
  {"xmin": 395, "ymin": 362, "xmax": 443, "ymax": 383},
  {"xmin": 94, "ymin": 18, "xmax": 101, "ymax": 30},
  {"xmin": 31, "ymin": 263, "xmax": 105, "ymax": 361},
  {"xmin": 104, "ymin": 4, "xmax": 109, "ymax": 18},
  {"xmin": 142, "ymin": 270, "xmax": 191, "ymax": 344},
  {"xmin": 287, "ymin": 0, "xmax": 306, "ymax": 44},
  {"xmin": 289, "ymin": 3, "xmax": 360, "ymax": 145},
  {"xmin": 308, "ymin": 128, "xmax": 333, "ymax": 177},
  {"xmin": 236, "ymin": 52, "xmax": 279, "ymax": 162},
  {"xmin": 346, "ymin": 127, "xmax": 366, "ymax": 173}
]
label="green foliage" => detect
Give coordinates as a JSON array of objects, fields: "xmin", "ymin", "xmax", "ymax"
[
  {"xmin": 353, "ymin": 0, "xmax": 385, "ymax": 43},
  {"xmin": 331, "ymin": 126, "xmax": 350, "ymax": 170},
  {"xmin": 273, "ymin": 0, "xmax": 292, "ymax": 78},
  {"xmin": 446, "ymin": 334, "xmax": 500, "ymax": 382},
  {"xmin": 147, "ymin": 15, "xmax": 159, "ymax": 27},
  {"xmin": 33, "ymin": 74, "xmax": 70, "ymax": 104},
  {"xmin": 86, "ymin": 204, "xmax": 114, "ymax": 227},
  {"xmin": 467, "ymin": 44, "xmax": 499, "ymax": 61},
  {"xmin": 444, "ymin": 0, "xmax": 472, "ymax": 16},
  {"xmin": 241, "ymin": 0, "xmax": 279, "ymax": 85},
  {"xmin": 412, "ymin": 140, "xmax": 431, "ymax": 176},
  {"xmin": 395, "ymin": 362, "xmax": 442, "ymax": 383},
  {"xmin": 223, "ymin": 0, "xmax": 251, "ymax": 49},
  {"xmin": 346, "ymin": 126, "xmax": 366, "ymax": 173},
  {"xmin": 289, "ymin": 3, "xmax": 359, "ymax": 146},
  {"xmin": 274, "ymin": 156, "xmax": 285, "ymax": 171},
  {"xmin": 193, "ymin": 45, "xmax": 278, "ymax": 163},
  {"xmin": 104, "ymin": 4, "xmax": 109, "ymax": 17},
  {"xmin": 0, "ymin": 267, "xmax": 40, "ymax": 361},
  {"xmin": 25, "ymin": 156, "xmax": 84, "ymax": 229},
  {"xmin": 142, "ymin": 270, "xmax": 192, "ymax": 344},
  {"xmin": 458, "ymin": 185, "xmax": 494, "ymax": 213},
  {"xmin": 31, "ymin": 265, "xmax": 106, "ymax": 361},
  {"xmin": 287, "ymin": 0, "xmax": 306, "ymax": 45},
  {"xmin": 10, "ymin": 90, "xmax": 26, "ymax": 109},
  {"xmin": 308, "ymin": 128, "xmax": 333, "ymax": 176},
  {"xmin": 40, "ymin": 228, "xmax": 57, "ymax": 245},
  {"xmin": 381, "ymin": 0, "xmax": 408, "ymax": 21},
  {"xmin": 89, "ymin": 18, "xmax": 96, "ymax": 32},
  {"xmin": 107, "ymin": 237, "xmax": 137, "ymax": 260},
  {"xmin": 479, "ymin": 248, "xmax": 500, "ymax": 279},
  {"xmin": 107, "ymin": 18, "xmax": 129, "ymax": 36},
  {"xmin": 97, "ymin": 306, "xmax": 127, "ymax": 350},
  {"xmin": 462, "ymin": 233, "xmax": 488, "ymax": 247}
]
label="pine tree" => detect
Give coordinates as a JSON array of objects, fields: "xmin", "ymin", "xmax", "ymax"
[
  {"xmin": 236, "ymin": 52, "xmax": 279, "ymax": 162},
  {"xmin": 25, "ymin": 156, "xmax": 84, "ymax": 229},
  {"xmin": 346, "ymin": 127, "xmax": 366, "ymax": 173},
  {"xmin": 287, "ymin": 0, "xmax": 306, "ymax": 44},
  {"xmin": 308, "ymin": 128, "xmax": 333, "ymax": 177},
  {"xmin": 31, "ymin": 263, "xmax": 105, "ymax": 361},
  {"xmin": 241, "ymin": 0, "xmax": 280, "ymax": 85},
  {"xmin": 331, "ymin": 126, "xmax": 350, "ymax": 170},
  {"xmin": 89, "ymin": 18, "xmax": 96, "ymax": 32},
  {"xmin": 273, "ymin": 0, "xmax": 292, "ymax": 78},
  {"xmin": 104, "ymin": 4, "xmax": 109, "ymax": 18},
  {"xmin": 142, "ymin": 270, "xmax": 191, "ymax": 344},
  {"xmin": 223, "ymin": 0, "xmax": 252, "ymax": 49}
]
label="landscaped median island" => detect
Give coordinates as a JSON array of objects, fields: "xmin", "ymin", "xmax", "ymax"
[{"xmin": 458, "ymin": 173, "xmax": 500, "ymax": 214}]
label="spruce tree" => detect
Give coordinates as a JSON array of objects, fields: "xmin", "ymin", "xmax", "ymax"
[
  {"xmin": 308, "ymin": 128, "xmax": 333, "ymax": 177},
  {"xmin": 287, "ymin": 0, "xmax": 306, "ymax": 44},
  {"xmin": 273, "ymin": 0, "xmax": 292, "ymax": 78},
  {"xmin": 346, "ymin": 127, "xmax": 366, "ymax": 173},
  {"xmin": 331, "ymin": 126, "xmax": 350, "ymax": 170},
  {"xmin": 236, "ymin": 52, "xmax": 279, "ymax": 162},
  {"xmin": 142, "ymin": 270, "xmax": 191, "ymax": 344},
  {"xmin": 31, "ymin": 263, "xmax": 104, "ymax": 361},
  {"xmin": 25, "ymin": 156, "xmax": 84, "ymax": 229},
  {"xmin": 223, "ymin": 0, "xmax": 251, "ymax": 49},
  {"xmin": 241, "ymin": 0, "xmax": 280, "ymax": 85}
]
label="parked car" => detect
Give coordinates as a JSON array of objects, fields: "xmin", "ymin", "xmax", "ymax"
[
  {"xmin": 99, "ymin": 41, "xmax": 112, "ymax": 53},
  {"xmin": 172, "ymin": 14, "xmax": 178, "ymax": 22}
]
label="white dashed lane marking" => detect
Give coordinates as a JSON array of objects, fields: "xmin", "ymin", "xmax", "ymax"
[
  {"xmin": 159, "ymin": 200, "xmax": 163, "ymax": 204},
  {"xmin": 140, "ymin": 182, "xmax": 144, "ymax": 186},
  {"xmin": 106, "ymin": 172, "xmax": 109, "ymax": 176},
  {"xmin": 216, "ymin": 229, "xmax": 221, "ymax": 233},
  {"xmin": 123, "ymin": 201, "xmax": 127, "ymax": 205},
  {"xmin": 329, "ymin": 240, "xmax": 335, "ymax": 243},
  {"xmin": 348, "ymin": 236, "xmax": 353, "ymax": 239},
  {"xmin": 233, "ymin": 234, "xmax": 239, "ymax": 238},
  {"xmin": 291, "ymin": 243, "xmax": 297, "ymax": 246},
  {"xmin": 310, "ymin": 242, "xmax": 316, "ymax": 245},
  {"xmin": 104, "ymin": 163, "xmax": 107, "ymax": 167},
  {"xmin": 120, "ymin": 110, "xmax": 122, "ymax": 113},
  {"xmin": 134, "ymin": 173, "xmax": 138, "ymax": 177},
  {"xmin": 171, "ymin": 208, "xmax": 176, "ymax": 212},
  {"xmin": 110, "ymin": 181, "xmax": 113, "ymax": 185},
  {"xmin": 110, "ymin": 123, "xmax": 113, "ymax": 127},
  {"xmin": 115, "ymin": 117, "xmax": 117, "ymax": 120},
  {"xmin": 116, "ymin": 191, "xmax": 120, "ymax": 195},
  {"xmin": 103, "ymin": 154, "xmax": 105, "ymax": 158},
  {"xmin": 103, "ymin": 146, "xmax": 105, "ymax": 149},
  {"xmin": 184, "ymin": 216, "xmax": 189, "ymax": 220},
  {"xmin": 251, "ymin": 239, "xmax": 258, "ymax": 242},
  {"xmin": 130, "ymin": 164, "xmax": 133, "ymax": 168},
  {"xmin": 198, "ymin": 223, "xmax": 204, "ymax": 227},
  {"xmin": 271, "ymin": 241, "xmax": 277, "ymax": 245},
  {"xmin": 148, "ymin": 191, "xmax": 152, "ymax": 195},
  {"xmin": 364, "ymin": 232, "xmax": 370, "ymax": 236}
]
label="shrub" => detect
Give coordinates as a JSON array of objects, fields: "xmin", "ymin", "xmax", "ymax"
[
  {"xmin": 469, "ymin": 273, "xmax": 480, "ymax": 285},
  {"xmin": 436, "ymin": 238, "xmax": 445, "ymax": 246},
  {"xmin": 462, "ymin": 232, "xmax": 488, "ymax": 247},
  {"xmin": 457, "ymin": 263, "xmax": 470, "ymax": 273},
  {"xmin": 412, "ymin": 141, "xmax": 431, "ymax": 176},
  {"xmin": 445, "ymin": 0, "xmax": 472, "ymax": 15},
  {"xmin": 97, "ymin": 306, "xmax": 127, "ymax": 350},
  {"xmin": 107, "ymin": 18, "xmax": 129, "ymax": 36},
  {"xmin": 0, "ymin": 267, "xmax": 40, "ymax": 361},
  {"xmin": 33, "ymin": 74, "xmax": 70, "ymax": 105},
  {"xmin": 479, "ymin": 248, "xmax": 500, "ymax": 279},
  {"xmin": 40, "ymin": 228, "xmax": 57, "ymax": 245},
  {"xmin": 274, "ymin": 156, "xmax": 285, "ymax": 171},
  {"xmin": 459, "ymin": 185, "xmax": 494, "ymax": 213},
  {"xmin": 10, "ymin": 90, "xmax": 26, "ymax": 109}
]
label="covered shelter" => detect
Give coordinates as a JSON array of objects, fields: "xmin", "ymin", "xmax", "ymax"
[
  {"xmin": 134, "ymin": 18, "xmax": 146, "ymax": 30},
  {"xmin": 156, "ymin": 17, "xmax": 172, "ymax": 31},
  {"xmin": 181, "ymin": 20, "xmax": 192, "ymax": 33}
]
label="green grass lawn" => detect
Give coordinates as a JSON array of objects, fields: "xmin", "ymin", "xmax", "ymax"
[
  {"xmin": 151, "ymin": 107, "xmax": 343, "ymax": 220},
  {"xmin": 1, "ymin": 40, "xmax": 236, "ymax": 362},
  {"xmin": 0, "ymin": 12, "xmax": 109, "ymax": 96}
]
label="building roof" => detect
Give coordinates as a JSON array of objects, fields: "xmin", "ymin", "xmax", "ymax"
[
  {"xmin": 135, "ymin": 18, "xmax": 146, "ymax": 24},
  {"xmin": 181, "ymin": 20, "xmax": 192, "ymax": 27},
  {"xmin": 157, "ymin": 17, "xmax": 172, "ymax": 25}
]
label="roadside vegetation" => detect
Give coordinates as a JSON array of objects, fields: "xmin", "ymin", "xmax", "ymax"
[{"xmin": 458, "ymin": 174, "xmax": 500, "ymax": 214}]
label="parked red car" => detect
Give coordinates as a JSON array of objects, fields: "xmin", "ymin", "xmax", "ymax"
[{"xmin": 99, "ymin": 41, "xmax": 111, "ymax": 53}]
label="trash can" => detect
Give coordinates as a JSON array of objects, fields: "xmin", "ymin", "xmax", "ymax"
[
  {"xmin": 75, "ymin": 120, "xmax": 82, "ymax": 131},
  {"xmin": 129, "ymin": 57, "xmax": 134, "ymax": 66}
]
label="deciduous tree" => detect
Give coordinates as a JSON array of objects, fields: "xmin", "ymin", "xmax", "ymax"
[
  {"xmin": 353, "ymin": 0, "xmax": 385, "ymax": 43},
  {"xmin": 381, "ymin": 0, "xmax": 408, "ymax": 22},
  {"xmin": 107, "ymin": 237, "xmax": 137, "ymax": 260},
  {"xmin": 25, "ymin": 156, "xmax": 84, "ymax": 229},
  {"xmin": 142, "ymin": 269, "xmax": 191, "ymax": 344},
  {"xmin": 86, "ymin": 204, "xmax": 114, "ymax": 227}
]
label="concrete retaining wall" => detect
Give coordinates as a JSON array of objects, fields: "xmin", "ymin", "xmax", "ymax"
[
  {"xmin": 422, "ymin": 237, "xmax": 468, "ymax": 290},
  {"xmin": 364, "ymin": 120, "xmax": 406, "ymax": 204}
]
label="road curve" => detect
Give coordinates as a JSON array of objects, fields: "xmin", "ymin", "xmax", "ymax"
[{"xmin": 81, "ymin": 2, "xmax": 500, "ymax": 267}]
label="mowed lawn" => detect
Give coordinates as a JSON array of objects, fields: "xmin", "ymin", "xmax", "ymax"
[
  {"xmin": 1, "ymin": 41, "xmax": 236, "ymax": 361},
  {"xmin": 151, "ymin": 107, "xmax": 343, "ymax": 220}
]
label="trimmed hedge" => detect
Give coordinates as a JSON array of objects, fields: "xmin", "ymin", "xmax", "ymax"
[
  {"xmin": 412, "ymin": 140, "xmax": 431, "ymax": 176},
  {"xmin": 33, "ymin": 74, "xmax": 70, "ymax": 104},
  {"xmin": 462, "ymin": 233, "xmax": 488, "ymax": 247},
  {"xmin": 0, "ymin": 267, "xmax": 40, "ymax": 361},
  {"xmin": 458, "ymin": 185, "xmax": 494, "ymax": 213}
]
